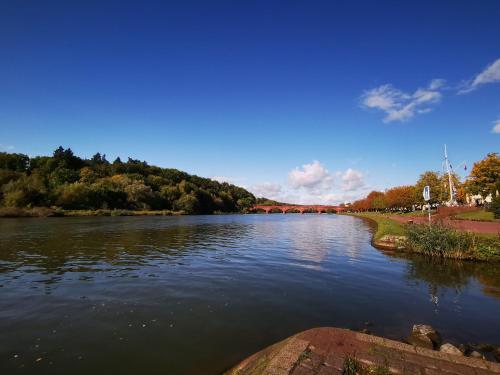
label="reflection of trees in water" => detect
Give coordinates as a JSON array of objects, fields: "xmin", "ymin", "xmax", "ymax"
[
  {"xmin": 387, "ymin": 251, "xmax": 500, "ymax": 301},
  {"xmin": 473, "ymin": 266, "xmax": 500, "ymax": 299},
  {"xmin": 0, "ymin": 218, "xmax": 253, "ymax": 277}
]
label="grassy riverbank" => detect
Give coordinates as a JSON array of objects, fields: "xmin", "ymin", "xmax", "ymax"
[
  {"xmin": 346, "ymin": 212, "xmax": 500, "ymax": 261},
  {"xmin": 0, "ymin": 207, "xmax": 182, "ymax": 217},
  {"xmin": 346, "ymin": 212, "xmax": 406, "ymax": 241}
]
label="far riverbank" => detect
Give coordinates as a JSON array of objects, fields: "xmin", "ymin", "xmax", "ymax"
[{"xmin": 0, "ymin": 207, "xmax": 184, "ymax": 218}]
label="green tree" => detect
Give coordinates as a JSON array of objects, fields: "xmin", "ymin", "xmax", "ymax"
[
  {"xmin": 57, "ymin": 182, "xmax": 91, "ymax": 209},
  {"xmin": 0, "ymin": 152, "xmax": 29, "ymax": 171},
  {"xmin": 2, "ymin": 175, "xmax": 46, "ymax": 207},
  {"xmin": 174, "ymin": 194, "xmax": 200, "ymax": 214},
  {"xmin": 51, "ymin": 146, "xmax": 84, "ymax": 170},
  {"xmin": 371, "ymin": 195, "xmax": 387, "ymax": 211},
  {"xmin": 49, "ymin": 167, "xmax": 80, "ymax": 187},
  {"xmin": 79, "ymin": 167, "xmax": 99, "ymax": 184},
  {"xmin": 123, "ymin": 180, "xmax": 154, "ymax": 209},
  {"xmin": 88, "ymin": 179, "xmax": 128, "ymax": 209},
  {"xmin": 415, "ymin": 171, "xmax": 443, "ymax": 205},
  {"xmin": 0, "ymin": 149, "xmax": 259, "ymax": 214},
  {"xmin": 160, "ymin": 185, "xmax": 181, "ymax": 209},
  {"xmin": 465, "ymin": 153, "xmax": 500, "ymax": 198}
]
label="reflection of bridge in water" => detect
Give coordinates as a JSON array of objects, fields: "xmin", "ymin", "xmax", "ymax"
[{"xmin": 251, "ymin": 205, "xmax": 346, "ymax": 214}]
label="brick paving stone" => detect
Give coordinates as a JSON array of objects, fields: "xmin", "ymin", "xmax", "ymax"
[{"xmin": 226, "ymin": 328, "xmax": 500, "ymax": 375}]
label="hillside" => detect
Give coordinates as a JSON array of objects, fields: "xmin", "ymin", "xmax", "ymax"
[{"xmin": 0, "ymin": 147, "xmax": 256, "ymax": 214}]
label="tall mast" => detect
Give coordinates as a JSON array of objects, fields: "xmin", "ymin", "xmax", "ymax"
[{"xmin": 444, "ymin": 144, "xmax": 454, "ymax": 205}]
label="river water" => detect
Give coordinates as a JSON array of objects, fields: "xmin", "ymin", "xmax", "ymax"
[{"xmin": 0, "ymin": 214, "xmax": 499, "ymax": 374}]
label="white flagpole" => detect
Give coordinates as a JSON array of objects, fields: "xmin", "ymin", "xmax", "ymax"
[{"xmin": 444, "ymin": 144, "xmax": 455, "ymax": 205}]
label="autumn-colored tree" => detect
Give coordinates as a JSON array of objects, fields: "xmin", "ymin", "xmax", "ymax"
[
  {"xmin": 465, "ymin": 153, "xmax": 500, "ymax": 198},
  {"xmin": 351, "ymin": 198, "xmax": 368, "ymax": 211},
  {"xmin": 385, "ymin": 185, "xmax": 416, "ymax": 210},
  {"xmin": 351, "ymin": 191, "xmax": 384, "ymax": 211},
  {"xmin": 366, "ymin": 191, "xmax": 383, "ymax": 208},
  {"xmin": 455, "ymin": 184, "xmax": 467, "ymax": 204}
]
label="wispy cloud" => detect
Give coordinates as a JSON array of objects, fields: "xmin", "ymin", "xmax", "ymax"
[
  {"xmin": 250, "ymin": 182, "xmax": 283, "ymax": 200},
  {"xmin": 492, "ymin": 119, "xmax": 500, "ymax": 134},
  {"xmin": 361, "ymin": 80, "xmax": 444, "ymax": 122},
  {"xmin": 459, "ymin": 58, "xmax": 500, "ymax": 94}
]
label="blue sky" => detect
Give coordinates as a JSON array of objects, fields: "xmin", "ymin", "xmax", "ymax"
[{"xmin": 1, "ymin": 1, "xmax": 499, "ymax": 203}]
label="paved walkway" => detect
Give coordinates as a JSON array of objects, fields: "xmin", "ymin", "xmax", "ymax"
[
  {"xmin": 227, "ymin": 328, "xmax": 500, "ymax": 375},
  {"xmin": 389, "ymin": 215, "xmax": 500, "ymax": 234}
]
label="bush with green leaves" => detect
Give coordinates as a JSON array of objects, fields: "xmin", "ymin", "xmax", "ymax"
[
  {"xmin": 405, "ymin": 223, "xmax": 476, "ymax": 259},
  {"xmin": 490, "ymin": 194, "xmax": 500, "ymax": 219}
]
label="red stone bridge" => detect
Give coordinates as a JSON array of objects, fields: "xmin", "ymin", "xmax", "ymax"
[{"xmin": 251, "ymin": 205, "xmax": 346, "ymax": 214}]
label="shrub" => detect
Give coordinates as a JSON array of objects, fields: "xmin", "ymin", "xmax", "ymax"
[
  {"xmin": 490, "ymin": 194, "xmax": 500, "ymax": 219},
  {"xmin": 475, "ymin": 236, "xmax": 500, "ymax": 260},
  {"xmin": 405, "ymin": 224, "xmax": 476, "ymax": 259}
]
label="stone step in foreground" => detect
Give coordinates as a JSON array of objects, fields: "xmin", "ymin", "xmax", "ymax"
[{"xmin": 226, "ymin": 327, "xmax": 500, "ymax": 375}]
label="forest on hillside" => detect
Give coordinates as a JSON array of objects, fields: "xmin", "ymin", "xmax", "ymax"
[{"xmin": 0, "ymin": 147, "xmax": 256, "ymax": 214}]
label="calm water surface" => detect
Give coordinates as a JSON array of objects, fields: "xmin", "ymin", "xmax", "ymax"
[{"xmin": 0, "ymin": 214, "xmax": 499, "ymax": 374}]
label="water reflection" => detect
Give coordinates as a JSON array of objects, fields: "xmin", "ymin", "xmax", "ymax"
[
  {"xmin": 382, "ymin": 250, "xmax": 500, "ymax": 309},
  {"xmin": 412, "ymin": 255, "xmax": 500, "ymax": 298},
  {"xmin": 1, "ymin": 216, "xmax": 499, "ymax": 296},
  {"xmin": 0, "ymin": 215, "xmax": 499, "ymax": 375},
  {"xmin": 0, "ymin": 217, "xmax": 254, "ymax": 282}
]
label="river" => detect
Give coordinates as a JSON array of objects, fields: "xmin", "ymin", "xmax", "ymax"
[{"xmin": 0, "ymin": 214, "xmax": 499, "ymax": 374}]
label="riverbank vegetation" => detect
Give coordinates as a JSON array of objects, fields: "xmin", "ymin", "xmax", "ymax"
[
  {"xmin": 346, "ymin": 212, "xmax": 405, "ymax": 241},
  {"xmin": 0, "ymin": 206, "xmax": 180, "ymax": 217},
  {"xmin": 349, "ymin": 152, "xmax": 499, "ymax": 213},
  {"xmin": 405, "ymin": 224, "xmax": 500, "ymax": 260},
  {"xmin": 0, "ymin": 147, "xmax": 257, "ymax": 215},
  {"xmin": 348, "ymin": 212, "xmax": 500, "ymax": 261}
]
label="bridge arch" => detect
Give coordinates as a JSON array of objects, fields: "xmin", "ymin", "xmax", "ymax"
[{"xmin": 251, "ymin": 205, "xmax": 345, "ymax": 214}]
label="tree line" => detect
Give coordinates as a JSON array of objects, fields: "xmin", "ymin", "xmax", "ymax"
[
  {"xmin": 350, "ymin": 152, "xmax": 499, "ymax": 212},
  {"xmin": 0, "ymin": 147, "xmax": 256, "ymax": 214}
]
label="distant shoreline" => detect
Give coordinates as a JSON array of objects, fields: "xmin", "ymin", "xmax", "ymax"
[{"xmin": 0, "ymin": 207, "xmax": 186, "ymax": 218}]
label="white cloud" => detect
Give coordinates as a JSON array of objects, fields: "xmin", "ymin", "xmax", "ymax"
[
  {"xmin": 459, "ymin": 58, "xmax": 500, "ymax": 94},
  {"xmin": 340, "ymin": 168, "xmax": 365, "ymax": 191},
  {"xmin": 288, "ymin": 160, "xmax": 333, "ymax": 190},
  {"xmin": 492, "ymin": 119, "xmax": 500, "ymax": 134},
  {"xmin": 250, "ymin": 182, "xmax": 283, "ymax": 199},
  {"xmin": 361, "ymin": 80, "xmax": 444, "ymax": 122},
  {"xmin": 251, "ymin": 161, "xmax": 369, "ymax": 205}
]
